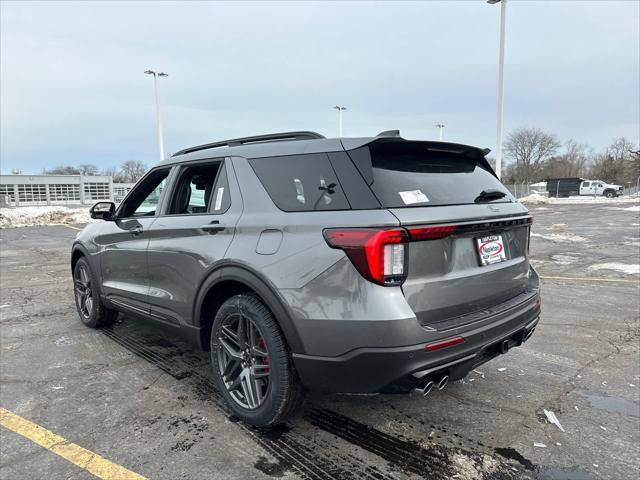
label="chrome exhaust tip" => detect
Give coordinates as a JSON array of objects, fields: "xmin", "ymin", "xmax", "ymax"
[
  {"xmin": 422, "ymin": 380, "xmax": 434, "ymax": 396},
  {"xmin": 437, "ymin": 375, "xmax": 449, "ymax": 390},
  {"xmin": 524, "ymin": 328, "xmax": 535, "ymax": 342}
]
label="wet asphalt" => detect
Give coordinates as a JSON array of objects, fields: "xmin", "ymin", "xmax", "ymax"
[{"xmin": 0, "ymin": 202, "xmax": 639, "ymax": 480}]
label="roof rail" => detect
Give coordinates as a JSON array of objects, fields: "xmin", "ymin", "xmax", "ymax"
[{"xmin": 172, "ymin": 131, "xmax": 325, "ymax": 157}]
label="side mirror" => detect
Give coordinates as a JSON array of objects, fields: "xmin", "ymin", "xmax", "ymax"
[{"xmin": 90, "ymin": 201, "xmax": 116, "ymax": 220}]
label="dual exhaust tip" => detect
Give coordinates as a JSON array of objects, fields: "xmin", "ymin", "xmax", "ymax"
[{"xmin": 418, "ymin": 375, "xmax": 449, "ymax": 396}]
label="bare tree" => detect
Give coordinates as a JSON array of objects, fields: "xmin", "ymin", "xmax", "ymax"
[
  {"xmin": 77, "ymin": 164, "xmax": 99, "ymax": 175},
  {"xmin": 100, "ymin": 166, "xmax": 124, "ymax": 182},
  {"xmin": 43, "ymin": 165, "xmax": 80, "ymax": 175},
  {"xmin": 119, "ymin": 160, "xmax": 147, "ymax": 183},
  {"xmin": 541, "ymin": 140, "xmax": 591, "ymax": 179},
  {"xmin": 503, "ymin": 127, "xmax": 561, "ymax": 182},
  {"xmin": 590, "ymin": 137, "xmax": 639, "ymax": 185}
]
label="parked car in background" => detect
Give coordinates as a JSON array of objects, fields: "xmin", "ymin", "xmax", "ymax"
[
  {"xmin": 547, "ymin": 177, "xmax": 623, "ymax": 198},
  {"xmin": 71, "ymin": 131, "xmax": 541, "ymax": 427}
]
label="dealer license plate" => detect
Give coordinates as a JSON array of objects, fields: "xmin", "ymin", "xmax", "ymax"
[{"xmin": 476, "ymin": 235, "xmax": 507, "ymax": 266}]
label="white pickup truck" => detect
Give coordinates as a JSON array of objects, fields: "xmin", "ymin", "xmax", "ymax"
[
  {"xmin": 579, "ymin": 180, "xmax": 624, "ymax": 198},
  {"xmin": 547, "ymin": 178, "xmax": 624, "ymax": 198}
]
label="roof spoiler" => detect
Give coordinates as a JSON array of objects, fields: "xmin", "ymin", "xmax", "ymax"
[{"xmin": 376, "ymin": 129, "xmax": 401, "ymax": 137}]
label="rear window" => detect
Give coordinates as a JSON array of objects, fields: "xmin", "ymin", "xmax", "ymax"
[
  {"xmin": 249, "ymin": 154, "xmax": 350, "ymax": 212},
  {"xmin": 351, "ymin": 141, "xmax": 511, "ymax": 207}
]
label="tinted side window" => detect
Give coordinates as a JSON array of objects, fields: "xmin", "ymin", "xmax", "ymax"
[
  {"xmin": 582, "ymin": 182, "xmax": 590, "ymax": 187},
  {"xmin": 119, "ymin": 168, "xmax": 170, "ymax": 218},
  {"xmin": 167, "ymin": 162, "xmax": 221, "ymax": 215},
  {"xmin": 249, "ymin": 154, "xmax": 350, "ymax": 212}
]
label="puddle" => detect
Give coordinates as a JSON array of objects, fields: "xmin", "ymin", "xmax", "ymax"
[
  {"xmin": 583, "ymin": 393, "xmax": 640, "ymax": 417},
  {"xmin": 539, "ymin": 467, "xmax": 592, "ymax": 480}
]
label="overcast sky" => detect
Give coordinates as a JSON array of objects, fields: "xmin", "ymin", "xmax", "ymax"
[{"xmin": 1, "ymin": 0, "xmax": 639, "ymax": 174}]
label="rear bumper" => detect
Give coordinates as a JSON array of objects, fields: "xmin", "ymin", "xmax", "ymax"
[{"xmin": 292, "ymin": 302, "xmax": 540, "ymax": 393}]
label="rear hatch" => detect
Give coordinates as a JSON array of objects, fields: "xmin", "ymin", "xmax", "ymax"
[{"xmin": 346, "ymin": 138, "xmax": 533, "ymax": 331}]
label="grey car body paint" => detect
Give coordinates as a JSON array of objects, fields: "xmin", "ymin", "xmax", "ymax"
[{"xmin": 72, "ymin": 134, "xmax": 541, "ymax": 394}]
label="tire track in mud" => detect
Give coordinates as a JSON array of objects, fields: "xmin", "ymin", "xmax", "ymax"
[
  {"xmin": 102, "ymin": 319, "xmax": 391, "ymax": 480},
  {"xmin": 102, "ymin": 318, "xmax": 534, "ymax": 480}
]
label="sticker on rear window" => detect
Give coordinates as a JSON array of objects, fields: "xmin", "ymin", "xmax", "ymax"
[
  {"xmin": 398, "ymin": 190, "xmax": 429, "ymax": 205},
  {"xmin": 214, "ymin": 187, "xmax": 224, "ymax": 211}
]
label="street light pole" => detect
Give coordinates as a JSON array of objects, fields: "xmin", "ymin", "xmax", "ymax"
[
  {"xmin": 144, "ymin": 70, "xmax": 168, "ymax": 160},
  {"xmin": 333, "ymin": 106, "xmax": 347, "ymax": 137},
  {"xmin": 436, "ymin": 123, "xmax": 445, "ymax": 141},
  {"xmin": 488, "ymin": 0, "xmax": 507, "ymax": 179}
]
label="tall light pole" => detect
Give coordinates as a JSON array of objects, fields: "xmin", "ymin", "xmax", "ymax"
[
  {"xmin": 436, "ymin": 123, "xmax": 445, "ymax": 141},
  {"xmin": 144, "ymin": 70, "xmax": 168, "ymax": 160},
  {"xmin": 333, "ymin": 106, "xmax": 347, "ymax": 137},
  {"xmin": 488, "ymin": 0, "xmax": 506, "ymax": 179}
]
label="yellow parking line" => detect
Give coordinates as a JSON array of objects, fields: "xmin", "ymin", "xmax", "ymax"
[
  {"xmin": 540, "ymin": 275, "xmax": 639, "ymax": 284},
  {"xmin": 0, "ymin": 407, "xmax": 146, "ymax": 480},
  {"xmin": 63, "ymin": 224, "xmax": 82, "ymax": 230}
]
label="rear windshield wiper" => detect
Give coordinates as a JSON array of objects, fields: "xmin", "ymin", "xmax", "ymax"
[{"xmin": 474, "ymin": 189, "xmax": 507, "ymax": 203}]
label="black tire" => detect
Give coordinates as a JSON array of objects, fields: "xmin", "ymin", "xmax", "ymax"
[
  {"xmin": 210, "ymin": 294, "xmax": 304, "ymax": 427},
  {"xmin": 73, "ymin": 257, "xmax": 117, "ymax": 328},
  {"xmin": 604, "ymin": 190, "xmax": 615, "ymax": 198}
]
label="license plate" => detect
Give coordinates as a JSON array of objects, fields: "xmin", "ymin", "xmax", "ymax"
[{"xmin": 476, "ymin": 235, "xmax": 507, "ymax": 266}]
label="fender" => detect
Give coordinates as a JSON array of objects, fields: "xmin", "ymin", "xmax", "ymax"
[
  {"xmin": 71, "ymin": 242, "xmax": 91, "ymax": 272},
  {"xmin": 71, "ymin": 242, "xmax": 108, "ymax": 300},
  {"xmin": 193, "ymin": 261, "xmax": 306, "ymax": 354}
]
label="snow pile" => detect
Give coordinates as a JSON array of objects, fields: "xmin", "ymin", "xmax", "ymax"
[
  {"xmin": 518, "ymin": 193, "xmax": 548, "ymax": 204},
  {"xmin": 530, "ymin": 232, "xmax": 588, "ymax": 243},
  {"xmin": 520, "ymin": 194, "xmax": 640, "ymax": 205},
  {"xmin": 0, "ymin": 206, "xmax": 93, "ymax": 228},
  {"xmin": 621, "ymin": 205, "xmax": 640, "ymax": 212},
  {"xmin": 588, "ymin": 263, "xmax": 640, "ymax": 275}
]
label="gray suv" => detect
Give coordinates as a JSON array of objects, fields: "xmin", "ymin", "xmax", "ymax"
[{"xmin": 72, "ymin": 131, "xmax": 540, "ymax": 426}]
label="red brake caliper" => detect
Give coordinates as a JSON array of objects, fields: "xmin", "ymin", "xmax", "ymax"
[{"xmin": 258, "ymin": 338, "xmax": 270, "ymax": 372}]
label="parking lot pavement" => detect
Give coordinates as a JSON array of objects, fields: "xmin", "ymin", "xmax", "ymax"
[{"xmin": 1, "ymin": 203, "xmax": 639, "ymax": 480}]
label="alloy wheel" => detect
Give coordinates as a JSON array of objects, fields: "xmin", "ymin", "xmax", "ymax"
[
  {"xmin": 74, "ymin": 265, "xmax": 93, "ymax": 318},
  {"xmin": 216, "ymin": 312, "xmax": 271, "ymax": 409}
]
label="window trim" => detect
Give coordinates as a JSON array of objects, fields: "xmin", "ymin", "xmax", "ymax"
[
  {"xmin": 158, "ymin": 157, "xmax": 231, "ymax": 218},
  {"xmin": 115, "ymin": 166, "xmax": 174, "ymax": 220}
]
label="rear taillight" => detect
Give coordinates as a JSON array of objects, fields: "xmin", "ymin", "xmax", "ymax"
[{"xmin": 323, "ymin": 228, "xmax": 409, "ymax": 286}]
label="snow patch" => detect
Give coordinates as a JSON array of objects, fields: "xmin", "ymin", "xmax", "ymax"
[
  {"xmin": 531, "ymin": 232, "xmax": 588, "ymax": 243},
  {"xmin": 588, "ymin": 263, "xmax": 640, "ymax": 275},
  {"xmin": 551, "ymin": 254, "xmax": 579, "ymax": 265},
  {"xmin": 621, "ymin": 205, "xmax": 640, "ymax": 212},
  {"xmin": 520, "ymin": 194, "xmax": 639, "ymax": 205},
  {"xmin": 0, "ymin": 206, "xmax": 94, "ymax": 228}
]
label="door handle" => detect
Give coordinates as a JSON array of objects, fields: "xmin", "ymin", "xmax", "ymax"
[
  {"xmin": 200, "ymin": 221, "xmax": 225, "ymax": 233},
  {"xmin": 130, "ymin": 225, "xmax": 143, "ymax": 236}
]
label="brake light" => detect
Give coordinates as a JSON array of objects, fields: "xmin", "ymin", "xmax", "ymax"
[
  {"xmin": 408, "ymin": 225, "xmax": 457, "ymax": 241},
  {"xmin": 323, "ymin": 228, "xmax": 409, "ymax": 286}
]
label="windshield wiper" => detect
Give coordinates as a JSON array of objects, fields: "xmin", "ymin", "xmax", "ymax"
[{"xmin": 474, "ymin": 189, "xmax": 507, "ymax": 203}]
